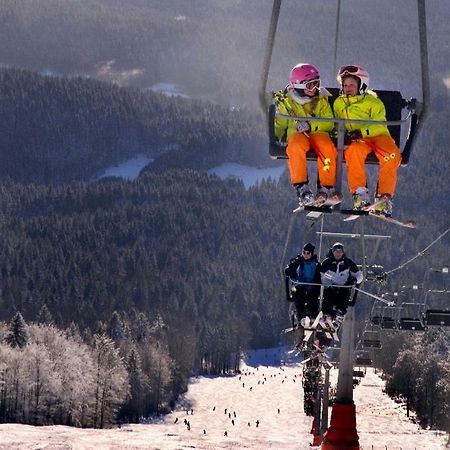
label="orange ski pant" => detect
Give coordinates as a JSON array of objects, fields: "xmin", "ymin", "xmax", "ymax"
[
  {"xmin": 344, "ymin": 135, "xmax": 401, "ymax": 196},
  {"xmin": 285, "ymin": 132, "xmax": 337, "ymax": 187}
]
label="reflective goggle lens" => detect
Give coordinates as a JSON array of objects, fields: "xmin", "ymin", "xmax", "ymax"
[
  {"xmin": 305, "ymin": 79, "xmax": 320, "ymax": 90},
  {"xmin": 291, "ymin": 77, "xmax": 320, "ymax": 90},
  {"xmin": 339, "ymin": 65, "xmax": 359, "ymax": 76}
]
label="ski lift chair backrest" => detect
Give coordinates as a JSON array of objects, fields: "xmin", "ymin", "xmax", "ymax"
[{"xmin": 269, "ymin": 88, "xmax": 406, "ymax": 164}]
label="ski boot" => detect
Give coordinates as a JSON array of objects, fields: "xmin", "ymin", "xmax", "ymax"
[
  {"xmin": 299, "ymin": 316, "xmax": 311, "ymax": 328},
  {"xmin": 374, "ymin": 193, "xmax": 393, "ymax": 217},
  {"xmin": 319, "ymin": 314, "xmax": 339, "ymax": 333},
  {"xmin": 352, "ymin": 187, "xmax": 370, "ymax": 210},
  {"xmin": 331, "ymin": 310, "xmax": 345, "ymax": 331},
  {"xmin": 315, "ymin": 186, "xmax": 330, "ymax": 204},
  {"xmin": 296, "ymin": 184, "xmax": 314, "ymax": 206}
]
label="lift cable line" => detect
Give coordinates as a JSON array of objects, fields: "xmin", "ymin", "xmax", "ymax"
[{"xmin": 385, "ymin": 227, "xmax": 450, "ymax": 276}]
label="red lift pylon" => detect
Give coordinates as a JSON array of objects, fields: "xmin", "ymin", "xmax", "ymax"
[{"xmin": 321, "ymin": 402, "xmax": 359, "ymax": 449}]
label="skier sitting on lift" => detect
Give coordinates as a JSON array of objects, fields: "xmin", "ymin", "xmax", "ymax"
[
  {"xmin": 284, "ymin": 242, "xmax": 321, "ymax": 327},
  {"xmin": 334, "ymin": 65, "xmax": 402, "ymax": 217},
  {"xmin": 274, "ymin": 63, "xmax": 339, "ymax": 205},
  {"xmin": 320, "ymin": 242, "xmax": 363, "ymax": 328}
]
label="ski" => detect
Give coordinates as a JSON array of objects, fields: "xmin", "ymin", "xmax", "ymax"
[
  {"xmin": 292, "ymin": 198, "xmax": 316, "ymax": 214},
  {"xmin": 341, "ymin": 199, "xmax": 384, "ymax": 221},
  {"xmin": 319, "ymin": 315, "xmax": 341, "ymax": 342},
  {"xmin": 280, "ymin": 326, "xmax": 297, "ymax": 335},
  {"xmin": 303, "ymin": 311, "xmax": 323, "ymax": 343},
  {"xmin": 341, "ymin": 208, "xmax": 416, "ymax": 228},
  {"xmin": 367, "ymin": 212, "xmax": 416, "ymax": 228},
  {"xmin": 293, "ymin": 192, "xmax": 342, "ymax": 214},
  {"xmin": 305, "ymin": 193, "xmax": 343, "ymax": 220}
]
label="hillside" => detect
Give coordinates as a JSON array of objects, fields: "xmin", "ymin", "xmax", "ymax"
[
  {"xmin": 0, "ymin": 0, "xmax": 448, "ymax": 435},
  {"xmin": 0, "ymin": 347, "xmax": 447, "ymax": 449},
  {"xmin": 0, "ymin": 68, "xmax": 265, "ymax": 184},
  {"xmin": 1, "ymin": 0, "xmax": 449, "ymax": 106}
]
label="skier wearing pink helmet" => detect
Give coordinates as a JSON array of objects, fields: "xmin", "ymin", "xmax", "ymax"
[{"xmin": 274, "ymin": 63, "xmax": 338, "ymax": 205}]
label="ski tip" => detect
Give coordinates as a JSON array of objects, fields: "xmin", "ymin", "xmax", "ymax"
[{"xmin": 404, "ymin": 220, "xmax": 416, "ymax": 228}]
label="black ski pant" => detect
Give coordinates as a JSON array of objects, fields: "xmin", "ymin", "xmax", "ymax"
[
  {"xmin": 322, "ymin": 286, "xmax": 352, "ymax": 317},
  {"xmin": 291, "ymin": 289, "xmax": 320, "ymax": 322}
]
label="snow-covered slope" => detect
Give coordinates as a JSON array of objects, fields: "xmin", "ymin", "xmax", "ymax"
[
  {"xmin": 209, "ymin": 163, "xmax": 285, "ymax": 189},
  {"xmin": 0, "ymin": 346, "xmax": 447, "ymax": 449}
]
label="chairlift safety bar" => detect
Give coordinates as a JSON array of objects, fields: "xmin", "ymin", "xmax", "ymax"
[{"xmin": 275, "ymin": 112, "xmax": 413, "ymax": 127}]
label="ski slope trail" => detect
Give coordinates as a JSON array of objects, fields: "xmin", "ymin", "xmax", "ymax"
[{"xmin": 0, "ymin": 346, "xmax": 447, "ymax": 449}]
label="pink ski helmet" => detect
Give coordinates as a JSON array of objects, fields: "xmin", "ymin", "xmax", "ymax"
[{"xmin": 289, "ymin": 63, "xmax": 321, "ymax": 90}]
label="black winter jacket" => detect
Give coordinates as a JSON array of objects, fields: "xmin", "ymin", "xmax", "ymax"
[
  {"xmin": 285, "ymin": 254, "xmax": 321, "ymax": 294},
  {"xmin": 320, "ymin": 250, "xmax": 363, "ymax": 287}
]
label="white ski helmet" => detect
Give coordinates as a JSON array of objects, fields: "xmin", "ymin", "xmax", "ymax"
[{"xmin": 337, "ymin": 65, "xmax": 369, "ymax": 94}]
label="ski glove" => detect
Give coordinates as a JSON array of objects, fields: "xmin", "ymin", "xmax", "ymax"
[
  {"xmin": 296, "ymin": 121, "xmax": 311, "ymax": 133},
  {"xmin": 321, "ymin": 272, "xmax": 334, "ymax": 287},
  {"xmin": 344, "ymin": 130, "xmax": 363, "ymax": 145}
]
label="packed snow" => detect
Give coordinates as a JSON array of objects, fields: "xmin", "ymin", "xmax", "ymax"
[
  {"xmin": 0, "ymin": 346, "xmax": 447, "ymax": 450},
  {"xmin": 209, "ymin": 163, "xmax": 285, "ymax": 188}
]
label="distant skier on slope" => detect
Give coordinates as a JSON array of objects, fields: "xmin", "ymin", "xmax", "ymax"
[
  {"xmin": 284, "ymin": 242, "xmax": 321, "ymax": 327},
  {"xmin": 334, "ymin": 65, "xmax": 402, "ymax": 217},
  {"xmin": 320, "ymin": 242, "xmax": 363, "ymax": 328},
  {"xmin": 274, "ymin": 63, "xmax": 338, "ymax": 205}
]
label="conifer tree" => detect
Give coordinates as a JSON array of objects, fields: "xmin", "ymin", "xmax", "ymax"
[
  {"xmin": 36, "ymin": 304, "xmax": 54, "ymax": 325},
  {"xmin": 5, "ymin": 312, "xmax": 28, "ymax": 349}
]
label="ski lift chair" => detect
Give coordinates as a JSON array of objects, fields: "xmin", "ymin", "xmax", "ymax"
[
  {"xmin": 365, "ymin": 265, "xmax": 387, "ymax": 283},
  {"xmin": 267, "ymin": 88, "xmax": 417, "ymax": 165},
  {"xmin": 354, "ymin": 350, "xmax": 373, "ymax": 367},
  {"xmin": 423, "ymin": 289, "xmax": 450, "ymax": 327},
  {"xmin": 370, "ymin": 304, "xmax": 398, "ymax": 330},
  {"xmin": 361, "ymin": 325, "xmax": 382, "ymax": 349},
  {"xmin": 379, "ymin": 305, "xmax": 399, "ymax": 330},
  {"xmin": 398, "ymin": 302, "xmax": 427, "ymax": 331},
  {"xmin": 424, "ymin": 310, "xmax": 450, "ymax": 327}
]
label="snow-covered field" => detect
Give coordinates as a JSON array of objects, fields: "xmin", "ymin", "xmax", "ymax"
[
  {"xmin": 209, "ymin": 163, "xmax": 285, "ymax": 188},
  {"xmin": 148, "ymin": 82, "xmax": 189, "ymax": 98},
  {"xmin": 0, "ymin": 347, "xmax": 447, "ymax": 450},
  {"xmin": 94, "ymin": 158, "xmax": 286, "ymax": 188},
  {"xmin": 94, "ymin": 156, "xmax": 153, "ymax": 181}
]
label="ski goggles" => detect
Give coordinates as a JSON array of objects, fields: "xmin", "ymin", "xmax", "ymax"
[
  {"xmin": 338, "ymin": 65, "xmax": 360, "ymax": 77},
  {"xmin": 291, "ymin": 77, "xmax": 320, "ymax": 91}
]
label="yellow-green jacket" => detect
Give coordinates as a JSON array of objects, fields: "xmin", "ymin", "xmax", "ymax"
[
  {"xmin": 333, "ymin": 92, "xmax": 391, "ymax": 138},
  {"xmin": 274, "ymin": 89, "xmax": 334, "ymax": 141}
]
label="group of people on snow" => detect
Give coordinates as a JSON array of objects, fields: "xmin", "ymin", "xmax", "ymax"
[
  {"xmin": 274, "ymin": 63, "xmax": 401, "ymax": 218},
  {"xmin": 284, "ymin": 242, "xmax": 363, "ymax": 331}
]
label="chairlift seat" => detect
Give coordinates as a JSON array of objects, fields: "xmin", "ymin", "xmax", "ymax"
[
  {"xmin": 269, "ymin": 88, "xmax": 415, "ymax": 165},
  {"xmin": 380, "ymin": 318, "xmax": 398, "ymax": 330},
  {"xmin": 355, "ymin": 356, "xmax": 373, "ymax": 367},
  {"xmin": 353, "ymin": 370, "xmax": 365, "ymax": 378},
  {"xmin": 362, "ymin": 339, "xmax": 382, "ymax": 349},
  {"xmin": 398, "ymin": 318, "xmax": 426, "ymax": 331},
  {"xmin": 370, "ymin": 316, "xmax": 383, "ymax": 325},
  {"xmin": 424, "ymin": 310, "xmax": 450, "ymax": 327}
]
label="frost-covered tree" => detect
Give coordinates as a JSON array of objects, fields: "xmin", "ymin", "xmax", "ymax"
[
  {"xmin": 23, "ymin": 343, "xmax": 56, "ymax": 425},
  {"xmin": 107, "ymin": 311, "xmax": 125, "ymax": 342},
  {"xmin": 386, "ymin": 348, "xmax": 418, "ymax": 417},
  {"xmin": 120, "ymin": 348, "xmax": 146, "ymax": 422},
  {"xmin": 142, "ymin": 344, "xmax": 173, "ymax": 415},
  {"xmin": 93, "ymin": 334, "xmax": 129, "ymax": 428},
  {"xmin": 28, "ymin": 324, "xmax": 97, "ymax": 426}
]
